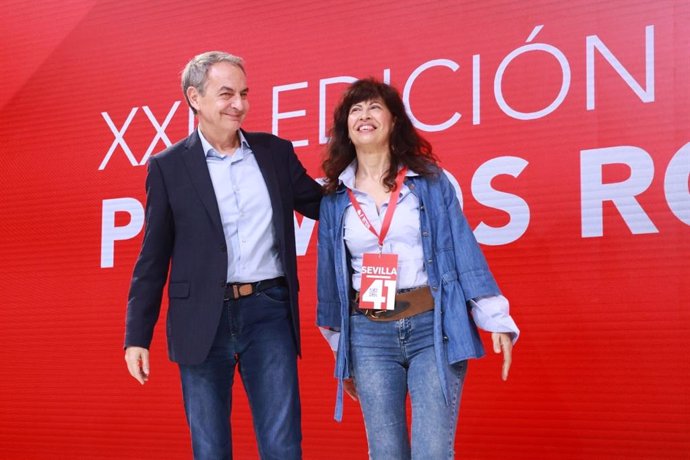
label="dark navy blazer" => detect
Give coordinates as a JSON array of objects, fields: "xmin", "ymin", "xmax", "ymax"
[{"xmin": 125, "ymin": 129, "xmax": 322, "ymax": 365}]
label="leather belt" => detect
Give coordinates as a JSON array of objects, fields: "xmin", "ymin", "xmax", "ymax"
[
  {"xmin": 224, "ymin": 277, "xmax": 287, "ymax": 301},
  {"xmin": 353, "ymin": 286, "xmax": 434, "ymax": 322}
]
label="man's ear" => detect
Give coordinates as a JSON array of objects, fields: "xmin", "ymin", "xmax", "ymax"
[{"xmin": 187, "ymin": 86, "xmax": 199, "ymax": 112}]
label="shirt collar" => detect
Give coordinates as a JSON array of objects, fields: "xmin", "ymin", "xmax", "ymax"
[
  {"xmin": 338, "ymin": 160, "xmax": 419, "ymax": 190},
  {"xmin": 338, "ymin": 160, "xmax": 358, "ymax": 190},
  {"xmin": 198, "ymin": 128, "xmax": 250, "ymax": 159}
]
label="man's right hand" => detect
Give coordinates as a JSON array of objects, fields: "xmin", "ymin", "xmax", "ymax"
[{"xmin": 125, "ymin": 346, "xmax": 150, "ymax": 385}]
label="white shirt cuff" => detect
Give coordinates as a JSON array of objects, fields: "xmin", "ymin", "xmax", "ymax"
[
  {"xmin": 470, "ymin": 295, "xmax": 520, "ymax": 344},
  {"xmin": 319, "ymin": 327, "xmax": 341, "ymax": 352}
]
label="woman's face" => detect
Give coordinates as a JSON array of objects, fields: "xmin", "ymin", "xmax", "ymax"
[{"xmin": 347, "ymin": 98, "xmax": 394, "ymax": 152}]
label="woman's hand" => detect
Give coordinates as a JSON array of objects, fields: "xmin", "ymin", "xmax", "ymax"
[
  {"xmin": 491, "ymin": 332, "xmax": 513, "ymax": 381},
  {"xmin": 343, "ymin": 378, "xmax": 359, "ymax": 401},
  {"xmin": 333, "ymin": 350, "xmax": 359, "ymax": 401}
]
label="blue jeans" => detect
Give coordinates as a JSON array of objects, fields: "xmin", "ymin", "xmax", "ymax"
[
  {"xmin": 349, "ymin": 310, "xmax": 467, "ymax": 460},
  {"xmin": 178, "ymin": 286, "xmax": 302, "ymax": 460}
]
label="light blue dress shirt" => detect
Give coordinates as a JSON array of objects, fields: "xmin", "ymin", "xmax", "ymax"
[
  {"xmin": 198, "ymin": 129, "xmax": 283, "ymax": 283},
  {"xmin": 341, "ymin": 162, "xmax": 428, "ymax": 291}
]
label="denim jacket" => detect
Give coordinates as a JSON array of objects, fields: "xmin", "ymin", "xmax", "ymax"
[{"xmin": 317, "ymin": 169, "xmax": 501, "ymax": 421}]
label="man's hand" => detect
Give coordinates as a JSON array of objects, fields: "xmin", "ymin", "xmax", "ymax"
[
  {"xmin": 491, "ymin": 332, "xmax": 513, "ymax": 381},
  {"xmin": 125, "ymin": 346, "xmax": 150, "ymax": 385}
]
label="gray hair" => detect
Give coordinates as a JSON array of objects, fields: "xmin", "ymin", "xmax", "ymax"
[{"xmin": 181, "ymin": 51, "xmax": 246, "ymax": 114}]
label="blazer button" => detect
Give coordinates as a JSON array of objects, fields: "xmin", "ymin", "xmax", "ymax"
[
  {"xmin": 422, "ymin": 231, "xmax": 429, "ymax": 237},
  {"xmin": 221, "ymin": 245, "xmax": 227, "ymax": 253},
  {"xmin": 219, "ymin": 281, "xmax": 226, "ymax": 287}
]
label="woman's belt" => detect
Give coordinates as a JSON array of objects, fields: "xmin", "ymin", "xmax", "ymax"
[{"xmin": 352, "ymin": 286, "xmax": 434, "ymax": 322}]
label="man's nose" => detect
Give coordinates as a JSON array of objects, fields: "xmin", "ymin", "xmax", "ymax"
[{"xmin": 230, "ymin": 95, "xmax": 243, "ymax": 109}]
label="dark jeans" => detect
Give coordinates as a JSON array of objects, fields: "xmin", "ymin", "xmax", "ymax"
[{"xmin": 178, "ymin": 285, "xmax": 302, "ymax": 460}]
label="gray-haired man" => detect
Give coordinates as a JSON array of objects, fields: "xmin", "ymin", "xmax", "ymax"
[{"xmin": 124, "ymin": 51, "xmax": 321, "ymax": 459}]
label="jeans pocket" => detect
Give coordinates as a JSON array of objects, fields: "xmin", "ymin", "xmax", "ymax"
[{"xmin": 258, "ymin": 285, "xmax": 289, "ymax": 304}]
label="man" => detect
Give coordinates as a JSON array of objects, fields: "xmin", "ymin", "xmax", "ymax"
[{"xmin": 124, "ymin": 51, "xmax": 321, "ymax": 459}]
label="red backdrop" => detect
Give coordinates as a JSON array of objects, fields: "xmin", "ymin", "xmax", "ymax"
[{"xmin": 1, "ymin": 0, "xmax": 688, "ymax": 458}]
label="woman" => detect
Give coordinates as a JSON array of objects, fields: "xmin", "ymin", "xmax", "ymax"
[{"xmin": 317, "ymin": 78, "xmax": 519, "ymax": 459}]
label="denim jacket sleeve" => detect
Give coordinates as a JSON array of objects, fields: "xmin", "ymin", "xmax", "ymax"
[
  {"xmin": 439, "ymin": 172, "xmax": 501, "ymax": 299},
  {"xmin": 316, "ymin": 195, "xmax": 341, "ymax": 329},
  {"xmin": 316, "ymin": 192, "xmax": 351, "ymax": 421}
]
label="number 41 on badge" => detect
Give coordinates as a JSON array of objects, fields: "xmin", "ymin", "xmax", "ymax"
[{"xmin": 359, "ymin": 253, "xmax": 398, "ymax": 310}]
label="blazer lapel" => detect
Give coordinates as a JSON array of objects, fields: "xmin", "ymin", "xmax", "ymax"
[{"xmin": 182, "ymin": 131, "xmax": 224, "ymax": 238}]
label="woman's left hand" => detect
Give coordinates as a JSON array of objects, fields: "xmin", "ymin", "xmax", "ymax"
[{"xmin": 491, "ymin": 332, "xmax": 513, "ymax": 381}]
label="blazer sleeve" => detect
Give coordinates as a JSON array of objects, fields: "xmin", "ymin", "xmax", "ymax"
[
  {"xmin": 124, "ymin": 157, "xmax": 174, "ymax": 349},
  {"xmin": 438, "ymin": 172, "xmax": 501, "ymax": 300},
  {"xmin": 286, "ymin": 143, "xmax": 322, "ymax": 220}
]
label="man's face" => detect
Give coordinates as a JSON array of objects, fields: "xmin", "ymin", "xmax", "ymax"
[{"xmin": 187, "ymin": 62, "xmax": 249, "ymax": 136}]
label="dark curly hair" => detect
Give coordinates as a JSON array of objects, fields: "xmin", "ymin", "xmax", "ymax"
[{"xmin": 322, "ymin": 78, "xmax": 439, "ymax": 194}]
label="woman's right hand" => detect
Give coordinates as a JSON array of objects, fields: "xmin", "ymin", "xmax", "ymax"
[
  {"xmin": 332, "ymin": 350, "xmax": 359, "ymax": 401},
  {"xmin": 343, "ymin": 378, "xmax": 359, "ymax": 401}
]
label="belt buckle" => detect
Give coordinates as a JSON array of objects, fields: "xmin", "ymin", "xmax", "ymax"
[
  {"xmin": 229, "ymin": 283, "xmax": 255, "ymax": 300},
  {"xmin": 364, "ymin": 309, "xmax": 390, "ymax": 320}
]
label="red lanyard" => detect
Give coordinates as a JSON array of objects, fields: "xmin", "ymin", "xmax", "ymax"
[{"xmin": 346, "ymin": 167, "xmax": 408, "ymax": 251}]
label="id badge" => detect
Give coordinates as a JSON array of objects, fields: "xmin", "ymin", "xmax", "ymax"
[{"xmin": 359, "ymin": 253, "xmax": 398, "ymax": 311}]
